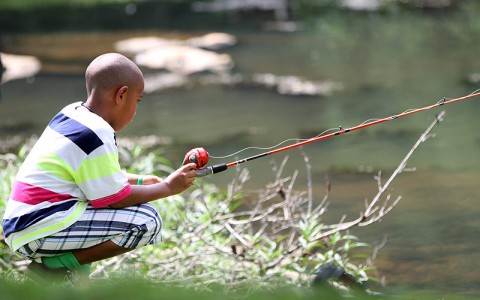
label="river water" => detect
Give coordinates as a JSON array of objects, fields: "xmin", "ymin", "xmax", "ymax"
[{"xmin": 1, "ymin": 4, "xmax": 480, "ymax": 296}]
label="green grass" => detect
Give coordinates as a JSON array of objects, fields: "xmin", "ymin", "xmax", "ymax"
[
  {"xmin": 0, "ymin": 278, "xmax": 401, "ymax": 300},
  {"xmin": 0, "ymin": 278, "xmax": 478, "ymax": 300},
  {"xmin": 0, "ymin": 277, "xmax": 350, "ymax": 300}
]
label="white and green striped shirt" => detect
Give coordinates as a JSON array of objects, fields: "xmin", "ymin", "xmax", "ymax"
[{"xmin": 2, "ymin": 102, "xmax": 131, "ymax": 251}]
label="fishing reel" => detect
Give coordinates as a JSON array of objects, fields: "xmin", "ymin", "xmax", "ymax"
[
  {"xmin": 182, "ymin": 147, "xmax": 209, "ymax": 169},
  {"xmin": 182, "ymin": 147, "xmax": 227, "ymax": 177}
]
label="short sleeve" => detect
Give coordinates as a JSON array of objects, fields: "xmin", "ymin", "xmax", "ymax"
[{"xmin": 75, "ymin": 134, "xmax": 131, "ymax": 208}]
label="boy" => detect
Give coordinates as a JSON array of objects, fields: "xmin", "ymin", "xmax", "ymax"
[{"xmin": 1, "ymin": 53, "xmax": 197, "ymax": 278}]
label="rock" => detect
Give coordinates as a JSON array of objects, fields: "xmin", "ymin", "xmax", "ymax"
[
  {"xmin": 339, "ymin": 0, "xmax": 384, "ymax": 11},
  {"xmin": 251, "ymin": 73, "xmax": 343, "ymax": 96},
  {"xmin": 142, "ymin": 71, "xmax": 342, "ymax": 97},
  {"xmin": 465, "ymin": 73, "xmax": 480, "ymax": 85},
  {"xmin": 143, "ymin": 72, "xmax": 190, "ymax": 93},
  {"xmin": 262, "ymin": 21, "xmax": 303, "ymax": 32},
  {"xmin": 114, "ymin": 36, "xmax": 179, "ymax": 55},
  {"xmin": 115, "ymin": 32, "xmax": 238, "ymax": 54},
  {"xmin": 0, "ymin": 53, "xmax": 41, "ymax": 84},
  {"xmin": 186, "ymin": 32, "xmax": 237, "ymax": 50},
  {"xmin": 134, "ymin": 45, "xmax": 234, "ymax": 75}
]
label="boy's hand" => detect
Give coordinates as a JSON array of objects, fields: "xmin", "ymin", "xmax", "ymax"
[
  {"xmin": 163, "ymin": 163, "xmax": 197, "ymax": 195},
  {"xmin": 139, "ymin": 175, "xmax": 162, "ymax": 185}
]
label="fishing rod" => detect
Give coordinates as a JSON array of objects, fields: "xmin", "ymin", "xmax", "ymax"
[{"xmin": 182, "ymin": 91, "xmax": 480, "ymax": 177}]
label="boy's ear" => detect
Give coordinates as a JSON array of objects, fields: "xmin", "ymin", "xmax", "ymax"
[{"xmin": 115, "ymin": 86, "xmax": 129, "ymax": 104}]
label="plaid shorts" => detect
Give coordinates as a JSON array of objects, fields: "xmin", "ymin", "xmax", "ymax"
[{"xmin": 17, "ymin": 203, "xmax": 162, "ymax": 259}]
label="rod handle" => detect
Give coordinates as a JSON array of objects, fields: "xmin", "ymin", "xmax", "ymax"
[{"xmin": 195, "ymin": 163, "xmax": 228, "ymax": 177}]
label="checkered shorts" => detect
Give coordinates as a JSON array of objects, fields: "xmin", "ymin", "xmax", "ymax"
[{"xmin": 17, "ymin": 203, "xmax": 162, "ymax": 259}]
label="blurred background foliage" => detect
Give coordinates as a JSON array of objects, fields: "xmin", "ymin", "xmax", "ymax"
[{"xmin": 0, "ymin": 0, "xmax": 473, "ymax": 33}]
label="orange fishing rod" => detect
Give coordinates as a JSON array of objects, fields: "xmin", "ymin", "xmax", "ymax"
[{"xmin": 183, "ymin": 91, "xmax": 480, "ymax": 177}]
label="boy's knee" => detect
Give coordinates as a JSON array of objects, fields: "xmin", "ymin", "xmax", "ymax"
[
  {"xmin": 137, "ymin": 203, "xmax": 162, "ymax": 237},
  {"xmin": 141, "ymin": 206, "xmax": 162, "ymax": 236},
  {"xmin": 115, "ymin": 204, "xmax": 162, "ymax": 248}
]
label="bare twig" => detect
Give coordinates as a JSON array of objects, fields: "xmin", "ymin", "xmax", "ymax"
[
  {"xmin": 361, "ymin": 111, "xmax": 446, "ymax": 225},
  {"xmin": 300, "ymin": 147, "xmax": 314, "ymax": 216}
]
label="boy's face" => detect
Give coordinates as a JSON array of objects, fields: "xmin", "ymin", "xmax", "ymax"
[{"xmin": 115, "ymin": 81, "xmax": 144, "ymax": 131}]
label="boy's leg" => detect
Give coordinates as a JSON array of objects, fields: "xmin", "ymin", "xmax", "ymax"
[
  {"xmin": 73, "ymin": 239, "xmax": 131, "ymax": 265},
  {"xmin": 19, "ymin": 203, "xmax": 162, "ymax": 274}
]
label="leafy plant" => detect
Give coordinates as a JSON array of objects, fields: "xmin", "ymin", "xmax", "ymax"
[{"xmin": 0, "ymin": 112, "xmax": 445, "ymax": 297}]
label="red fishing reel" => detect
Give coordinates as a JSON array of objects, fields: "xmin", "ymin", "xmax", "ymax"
[
  {"xmin": 183, "ymin": 147, "xmax": 227, "ymax": 177},
  {"xmin": 182, "ymin": 147, "xmax": 209, "ymax": 169}
]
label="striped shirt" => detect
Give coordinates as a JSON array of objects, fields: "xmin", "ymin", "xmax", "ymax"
[{"xmin": 2, "ymin": 102, "xmax": 131, "ymax": 251}]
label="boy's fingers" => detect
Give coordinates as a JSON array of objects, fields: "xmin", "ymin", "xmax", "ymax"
[
  {"xmin": 179, "ymin": 163, "xmax": 197, "ymax": 181},
  {"xmin": 182, "ymin": 163, "xmax": 197, "ymax": 171}
]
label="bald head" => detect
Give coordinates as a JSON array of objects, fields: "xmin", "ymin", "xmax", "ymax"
[
  {"xmin": 84, "ymin": 53, "xmax": 144, "ymax": 131},
  {"xmin": 85, "ymin": 53, "xmax": 143, "ymax": 98}
]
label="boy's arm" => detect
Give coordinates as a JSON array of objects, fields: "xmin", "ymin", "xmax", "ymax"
[
  {"xmin": 126, "ymin": 173, "xmax": 141, "ymax": 185},
  {"xmin": 126, "ymin": 173, "xmax": 162, "ymax": 185},
  {"xmin": 110, "ymin": 163, "xmax": 197, "ymax": 209}
]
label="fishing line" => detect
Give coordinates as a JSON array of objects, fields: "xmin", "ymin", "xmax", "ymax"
[
  {"xmin": 183, "ymin": 90, "xmax": 480, "ymax": 177},
  {"xmin": 209, "ymin": 89, "xmax": 479, "ymax": 160},
  {"xmin": 208, "ymin": 128, "xmax": 339, "ymax": 159}
]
